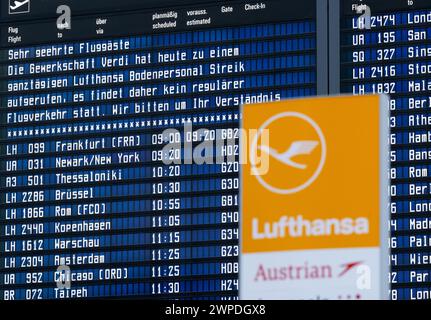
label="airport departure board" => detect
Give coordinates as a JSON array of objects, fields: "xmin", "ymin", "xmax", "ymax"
[
  {"xmin": 0, "ymin": 0, "xmax": 317, "ymax": 299},
  {"xmin": 341, "ymin": 0, "xmax": 431, "ymax": 300},
  {"xmin": 3, "ymin": 0, "xmax": 431, "ymax": 301}
]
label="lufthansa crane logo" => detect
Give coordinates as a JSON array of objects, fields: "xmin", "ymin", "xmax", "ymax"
[{"xmin": 251, "ymin": 112, "xmax": 326, "ymax": 194}]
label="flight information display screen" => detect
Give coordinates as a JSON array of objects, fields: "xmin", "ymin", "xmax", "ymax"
[
  {"xmin": 0, "ymin": 0, "xmax": 317, "ymax": 299},
  {"xmin": 341, "ymin": 0, "xmax": 431, "ymax": 300}
]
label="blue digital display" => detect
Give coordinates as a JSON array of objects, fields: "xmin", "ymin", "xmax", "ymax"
[
  {"xmin": 341, "ymin": 0, "xmax": 431, "ymax": 300},
  {"xmin": 0, "ymin": 0, "xmax": 316, "ymax": 300}
]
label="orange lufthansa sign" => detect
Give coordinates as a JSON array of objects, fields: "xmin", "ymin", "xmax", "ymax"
[{"xmin": 241, "ymin": 95, "xmax": 389, "ymax": 253}]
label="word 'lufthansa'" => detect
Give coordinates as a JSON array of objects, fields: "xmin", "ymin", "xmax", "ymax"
[{"xmin": 252, "ymin": 215, "xmax": 370, "ymax": 239}]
